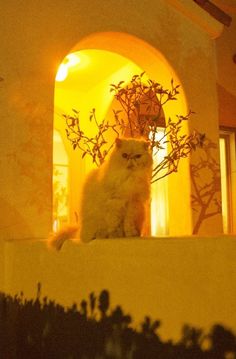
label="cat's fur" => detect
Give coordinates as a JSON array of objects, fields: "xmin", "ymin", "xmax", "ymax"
[{"xmin": 48, "ymin": 138, "xmax": 153, "ymax": 250}]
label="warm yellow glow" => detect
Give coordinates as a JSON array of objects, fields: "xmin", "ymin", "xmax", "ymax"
[
  {"xmin": 56, "ymin": 53, "xmax": 83, "ymax": 82},
  {"xmin": 150, "ymin": 130, "xmax": 169, "ymax": 236},
  {"xmin": 66, "ymin": 53, "xmax": 81, "ymax": 67},
  {"xmin": 54, "ymin": 49, "xmax": 146, "ymax": 227},
  {"xmin": 219, "ymin": 137, "xmax": 229, "ymax": 233},
  {"xmin": 53, "ymin": 218, "xmax": 60, "ymax": 232},
  {"xmin": 56, "ymin": 63, "xmax": 68, "ymax": 82},
  {"xmin": 54, "ymin": 46, "xmax": 188, "ymax": 235},
  {"xmin": 53, "ymin": 130, "xmax": 69, "ymax": 229}
]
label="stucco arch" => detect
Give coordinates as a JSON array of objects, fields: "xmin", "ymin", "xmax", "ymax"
[
  {"xmin": 72, "ymin": 32, "xmax": 185, "ymax": 97},
  {"xmin": 54, "ymin": 31, "xmax": 192, "ymax": 235}
]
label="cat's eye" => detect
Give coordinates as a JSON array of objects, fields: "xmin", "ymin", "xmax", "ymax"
[
  {"xmin": 122, "ymin": 153, "xmax": 128, "ymax": 158},
  {"xmin": 135, "ymin": 154, "xmax": 142, "ymax": 159}
]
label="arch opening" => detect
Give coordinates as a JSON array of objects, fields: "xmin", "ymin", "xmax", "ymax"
[{"xmin": 53, "ymin": 32, "xmax": 191, "ymax": 237}]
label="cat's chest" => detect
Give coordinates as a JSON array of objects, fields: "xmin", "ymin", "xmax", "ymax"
[{"xmin": 107, "ymin": 171, "xmax": 144, "ymax": 196}]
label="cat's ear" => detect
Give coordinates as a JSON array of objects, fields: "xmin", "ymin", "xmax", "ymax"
[{"xmin": 115, "ymin": 137, "xmax": 123, "ymax": 148}]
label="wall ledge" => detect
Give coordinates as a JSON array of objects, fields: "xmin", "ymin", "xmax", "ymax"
[
  {"xmin": 1, "ymin": 234, "xmax": 235, "ymax": 340},
  {"xmin": 1, "ymin": 234, "xmax": 236, "ymax": 246},
  {"xmin": 0, "ymin": 234, "xmax": 236, "ymax": 245}
]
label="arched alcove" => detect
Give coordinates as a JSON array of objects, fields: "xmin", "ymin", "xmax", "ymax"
[{"xmin": 53, "ymin": 32, "xmax": 192, "ymax": 236}]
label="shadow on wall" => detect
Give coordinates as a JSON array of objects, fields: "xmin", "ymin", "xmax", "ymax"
[
  {"xmin": 0, "ymin": 284, "xmax": 235, "ymax": 359},
  {"xmin": 191, "ymin": 136, "xmax": 221, "ymax": 234},
  {"xmin": 0, "ymin": 197, "xmax": 34, "ymax": 239}
]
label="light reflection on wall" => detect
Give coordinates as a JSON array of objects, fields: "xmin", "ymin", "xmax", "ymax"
[
  {"xmin": 219, "ymin": 137, "xmax": 229, "ymax": 233},
  {"xmin": 53, "ymin": 130, "xmax": 69, "ymax": 231},
  {"xmin": 151, "ymin": 130, "xmax": 169, "ymax": 236},
  {"xmin": 56, "ymin": 53, "xmax": 89, "ymax": 82}
]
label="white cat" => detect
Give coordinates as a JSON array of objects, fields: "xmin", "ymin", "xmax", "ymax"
[{"xmin": 48, "ymin": 138, "xmax": 153, "ymax": 250}]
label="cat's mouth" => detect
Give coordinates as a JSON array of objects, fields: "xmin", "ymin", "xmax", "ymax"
[{"xmin": 127, "ymin": 163, "xmax": 136, "ymax": 170}]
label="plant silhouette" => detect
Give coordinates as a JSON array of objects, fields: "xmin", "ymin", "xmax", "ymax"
[
  {"xmin": 0, "ymin": 284, "xmax": 235, "ymax": 358},
  {"xmin": 64, "ymin": 73, "xmax": 202, "ymax": 183}
]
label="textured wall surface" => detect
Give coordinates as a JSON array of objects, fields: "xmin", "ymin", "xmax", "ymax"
[
  {"xmin": 0, "ymin": 0, "xmax": 224, "ymax": 240},
  {"xmin": 1, "ymin": 236, "xmax": 236, "ymax": 340}
]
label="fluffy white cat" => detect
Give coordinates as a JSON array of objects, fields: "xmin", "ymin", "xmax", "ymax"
[{"xmin": 48, "ymin": 137, "xmax": 153, "ymax": 250}]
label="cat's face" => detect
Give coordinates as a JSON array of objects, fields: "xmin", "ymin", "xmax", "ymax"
[{"xmin": 113, "ymin": 138, "xmax": 153, "ymax": 171}]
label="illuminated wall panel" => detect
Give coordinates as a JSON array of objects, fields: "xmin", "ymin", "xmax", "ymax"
[{"xmin": 53, "ymin": 130, "xmax": 69, "ymax": 231}]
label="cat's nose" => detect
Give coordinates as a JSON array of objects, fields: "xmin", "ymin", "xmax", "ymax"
[{"xmin": 127, "ymin": 159, "xmax": 135, "ymax": 169}]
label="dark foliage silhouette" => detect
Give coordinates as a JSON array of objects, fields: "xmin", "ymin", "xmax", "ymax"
[{"xmin": 0, "ymin": 285, "xmax": 235, "ymax": 358}]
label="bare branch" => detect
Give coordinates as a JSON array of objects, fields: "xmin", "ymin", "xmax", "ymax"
[{"xmin": 62, "ymin": 73, "xmax": 201, "ymax": 182}]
